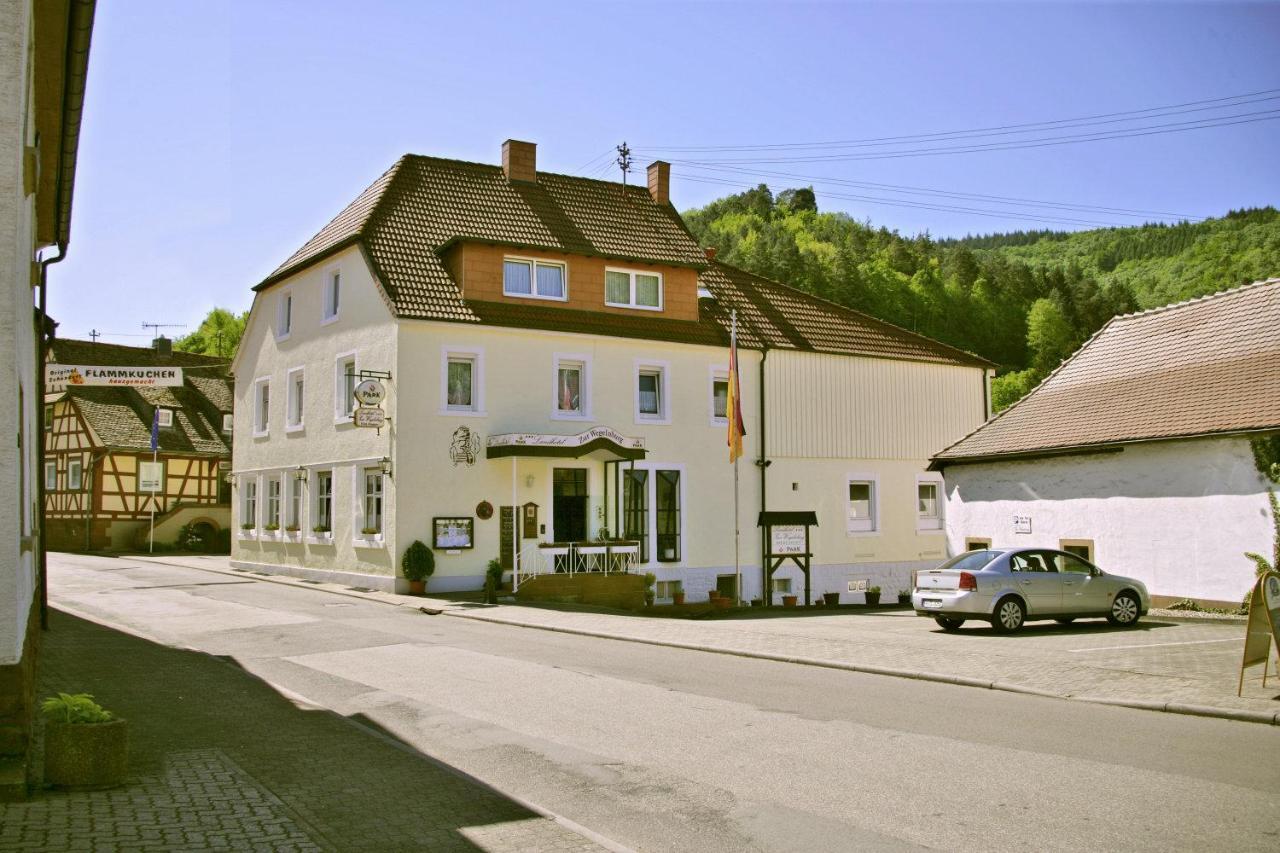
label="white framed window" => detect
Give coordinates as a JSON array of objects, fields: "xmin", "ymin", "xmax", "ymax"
[
  {"xmin": 44, "ymin": 461, "xmax": 57, "ymax": 491},
  {"xmin": 441, "ymin": 347, "xmax": 484, "ymax": 415},
  {"xmin": 361, "ymin": 468, "xmax": 383, "ymax": 537},
  {"xmin": 916, "ymin": 475, "xmax": 943, "ymax": 532},
  {"xmin": 265, "ymin": 475, "xmax": 282, "ymax": 529},
  {"xmin": 709, "ymin": 366, "xmax": 729, "ymax": 425},
  {"xmin": 312, "ymin": 469, "xmax": 334, "ymax": 534},
  {"xmin": 634, "ymin": 361, "xmax": 670, "ymax": 424},
  {"xmin": 68, "ymin": 459, "xmax": 83, "ymax": 490},
  {"xmin": 286, "ymin": 367, "xmax": 305, "ymax": 431},
  {"xmin": 285, "ymin": 473, "xmax": 303, "ymax": 531},
  {"xmin": 772, "ymin": 577, "xmax": 793, "ymax": 594},
  {"xmin": 241, "ymin": 477, "xmax": 258, "ymax": 528},
  {"xmin": 156, "ymin": 408, "xmax": 173, "ymax": 428},
  {"xmin": 503, "ymin": 256, "xmax": 567, "ymax": 301},
  {"xmin": 605, "ymin": 267, "xmax": 663, "ymax": 310},
  {"xmin": 222, "ymin": 413, "xmax": 233, "ymax": 433},
  {"xmin": 846, "ymin": 474, "xmax": 879, "ymax": 534},
  {"xmin": 253, "ymin": 377, "xmax": 270, "ymax": 436},
  {"xmin": 322, "ymin": 269, "xmax": 341, "ymax": 322},
  {"xmin": 552, "ymin": 354, "xmax": 591, "ymax": 420},
  {"xmin": 275, "ymin": 290, "xmax": 293, "ymax": 339},
  {"xmin": 334, "ymin": 352, "xmax": 357, "ymax": 422}
]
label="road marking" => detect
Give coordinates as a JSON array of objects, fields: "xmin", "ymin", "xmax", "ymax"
[{"xmin": 1070, "ymin": 638, "xmax": 1241, "ymax": 653}]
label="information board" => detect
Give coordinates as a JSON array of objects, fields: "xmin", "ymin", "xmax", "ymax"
[
  {"xmin": 138, "ymin": 461, "xmax": 163, "ymax": 492},
  {"xmin": 770, "ymin": 524, "xmax": 807, "ymax": 555}
]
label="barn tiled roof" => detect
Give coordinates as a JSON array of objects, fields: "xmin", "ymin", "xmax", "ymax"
[
  {"xmin": 50, "ymin": 338, "xmax": 233, "ymax": 457},
  {"xmin": 257, "ymin": 154, "xmax": 990, "ymax": 368},
  {"xmin": 932, "ymin": 278, "xmax": 1280, "ymax": 465}
]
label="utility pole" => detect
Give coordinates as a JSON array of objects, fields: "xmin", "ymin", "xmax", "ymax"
[
  {"xmin": 616, "ymin": 141, "xmax": 632, "ymax": 185},
  {"xmin": 87, "ymin": 329, "xmax": 100, "ymax": 343}
]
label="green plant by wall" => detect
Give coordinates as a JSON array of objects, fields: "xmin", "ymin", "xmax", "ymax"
[
  {"xmin": 1243, "ymin": 489, "xmax": 1279, "ymax": 610},
  {"xmin": 1251, "ymin": 435, "xmax": 1280, "ymax": 483},
  {"xmin": 41, "ymin": 693, "xmax": 114, "ymax": 724},
  {"xmin": 401, "ymin": 540, "xmax": 435, "ymax": 582}
]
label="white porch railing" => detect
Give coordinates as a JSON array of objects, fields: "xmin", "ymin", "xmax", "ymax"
[{"xmin": 512, "ymin": 541, "xmax": 641, "ymax": 591}]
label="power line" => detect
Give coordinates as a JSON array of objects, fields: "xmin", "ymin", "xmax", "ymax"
[
  {"xmin": 656, "ymin": 109, "xmax": 1280, "ymax": 165},
  {"xmin": 677, "ymin": 162, "xmax": 1201, "ymax": 220},
  {"xmin": 572, "ymin": 148, "xmax": 616, "ymax": 175},
  {"xmin": 639, "ymin": 87, "xmax": 1280, "ymax": 152}
]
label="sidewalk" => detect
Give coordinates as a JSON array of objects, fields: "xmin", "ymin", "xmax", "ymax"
[
  {"xmin": 0, "ymin": 607, "xmax": 602, "ymax": 852},
  {"xmin": 144, "ymin": 555, "xmax": 1280, "ymax": 725}
]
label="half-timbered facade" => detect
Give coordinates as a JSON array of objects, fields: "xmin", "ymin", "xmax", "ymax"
[{"xmin": 43, "ymin": 338, "xmax": 233, "ymax": 551}]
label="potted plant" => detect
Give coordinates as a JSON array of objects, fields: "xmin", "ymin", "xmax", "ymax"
[
  {"xmin": 644, "ymin": 572, "xmax": 656, "ymax": 607},
  {"xmin": 897, "ymin": 588, "xmax": 911, "ymax": 605},
  {"xmin": 672, "ymin": 588, "xmax": 686, "ymax": 606},
  {"xmin": 361, "ymin": 526, "xmax": 380, "ymax": 537},
  {"xmin": 401, "ymin": 540, "xmax": 435, "ymax": 595},
  {"xmin": 782, "ymin": 594, "xmax": 798, "ymax": 608},
  {"xmin": 865, "ymin": 585, "xmax": 881, "ymax": 606},
  {"xmin": 41, "ymin": 693, "xmax": 128, "ymax": 791},
  {"xmin": 240, "ymin": 522, "xmax": 254, "ymax": 531},
  {"xmin": 284, "ymin": 524, "xmax": 300, "ymax": 534},
  {"xmin": 485, "ymin": 558, "xmax": 503, "ymax": 604},
  {"xmin": 823, "ymin": 591, "xmax": 840, "ymax": 607}
]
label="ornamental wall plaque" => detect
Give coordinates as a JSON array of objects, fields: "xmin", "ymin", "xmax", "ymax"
[
  {"xmin": 476, "ymin": 501, "xmax": 493, "ymax": 520},
  {"xmin": 449, "ymin": 426, "xmax": 480, "ymax": 467}
]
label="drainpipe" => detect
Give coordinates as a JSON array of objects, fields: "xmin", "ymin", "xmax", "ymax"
[
  {"xmin": 37, "ymin": 243, "xmax": 67, "ymax": 630},
  {"xmin": 755, "ymin": 346, "xmax": 771, "ymax": 606}
]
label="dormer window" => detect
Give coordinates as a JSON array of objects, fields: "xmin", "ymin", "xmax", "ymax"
[
  {"xmin": 503, "ymin": 257, "xmax": 566, "ymax": 301},
  {"xmin": 156, "ymin": 408, "xmax": 173, "ymax": 428},
  {"xmin": 606, "ymin": 268, "xmax": 663, "ymax": 311}
]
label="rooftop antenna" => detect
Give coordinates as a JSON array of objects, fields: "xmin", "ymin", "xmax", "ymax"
[
  {"xmin": 615, "ymin": 141, "xmax": 632, "ymax": 185},
  {"xmin": 141, "ymin": 322, "xmax": 183, "ymax": 340}
]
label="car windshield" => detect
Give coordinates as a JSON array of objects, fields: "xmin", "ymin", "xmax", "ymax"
[{"xmin": 935, "ymin": 550, "xmax": 1000, "ymax": 572}]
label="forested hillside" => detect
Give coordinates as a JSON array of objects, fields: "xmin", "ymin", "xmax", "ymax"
[{"xmin": 682, "ymin": 188, "xmax": 1280, "ymax": 409}]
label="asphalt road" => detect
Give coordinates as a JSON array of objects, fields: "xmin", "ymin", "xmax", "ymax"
[{"xmin": 50, "ymin": 552, "xmax": 1280, "ymax": 852}]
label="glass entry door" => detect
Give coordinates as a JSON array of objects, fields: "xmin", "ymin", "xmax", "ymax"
[
  {"xmin": 553, "ymin": 468, "xmax": 588, "ymax": 542},
  {"xmin": 622, "ymin": 469, "xmax": 649, "ymax": 562}
]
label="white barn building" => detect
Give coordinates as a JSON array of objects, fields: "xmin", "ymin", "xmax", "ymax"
[
  {"xmin": 932, "ymin": 278, "xmax": 1280, "ymax": 607},
  {"xmin": 231, "ymin": 141, "xmax": 993, "ymax": 602}
]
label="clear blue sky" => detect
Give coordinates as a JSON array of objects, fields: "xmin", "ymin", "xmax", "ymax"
[{"xmin": 51, "ymin": 0, "xmax": 1280, "ymax": 345}]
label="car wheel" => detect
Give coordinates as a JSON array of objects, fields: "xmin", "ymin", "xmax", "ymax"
[
  {"xmin": 992, "ymin": 596, "xmax": 1025, "ymax": 633},
  {"xmin": 934, "ymin": 616, "xmax": 965, "ymax": 632},
  {"xmin": 1054, "ymin": 618, "xmax": 1075, "ymax": 624},
  {"xmin": 1107, "ymin": 591, "xmax": 1141, "ymax": 627}
]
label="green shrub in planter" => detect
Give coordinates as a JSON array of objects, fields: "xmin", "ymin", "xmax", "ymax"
[
  {"xmin": 401, "ymin": 540, "xmax": 435, "ymax": 592},
  {"xmin": 41, "ymin": 693, "xmax": 128, "ymax": 791},
  {"xmin": 485, "ymin": 558, "xmax": 504, "ymax": 604}
]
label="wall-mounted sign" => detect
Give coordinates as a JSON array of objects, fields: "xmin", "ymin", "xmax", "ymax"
[
  {"xmin": 449, "ymin": 426, "xmax": 480, "ymax": 467},
  {"xmin": 770, "ymin": 524, "xmax": 806, "ymax": 555},
  {"xmin": 486, "ymin": 426, "xmax": 645, "ymax": 459},
  {"xmin": 847, "ymin": 579, "xmax": 868, "ymax": 593},
  {"xmin": 433, "ymin": 517, "xmax": 474, "ymax": 550},
  {"xmin": 47, "ymin": 364, "xmax": 183, "ymax": 392},
  {"xmin": 138, "ymin": 461, "xmax": 163, "ymax": 492},
  {"xmin": 1013, "ymin": 514, "xmax": 1032, "ymax": 535},
  {"xmin": 353, "ymin": 379, "xmax": 385, "ymax": 407},
  {"xmin": 354, "ymin": 407, "xmax": 386, "ymax": 429}
]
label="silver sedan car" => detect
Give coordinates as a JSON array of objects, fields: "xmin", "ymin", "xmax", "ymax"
[{"xmin": 912, "ymin": 548, "xmax": 1150, "ymax": 633}]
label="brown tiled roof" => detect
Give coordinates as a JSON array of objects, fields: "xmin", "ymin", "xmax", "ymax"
[
  {"xmin": 933, "ymin": 278, "xmax": 1280, "ymax": 465},
  {"xmin": 50, "ymin": 338, "xmax": 232, "ymax": 457},
  {"xmin": 50, "ymin": 338, "xmax": 229, "ymax": 368},
  {"xmin": 257, "ymin": 155, "xmax": 990, "ymax": 368}
]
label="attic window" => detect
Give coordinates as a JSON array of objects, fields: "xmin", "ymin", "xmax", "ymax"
[
  {"xmin": 156, "ymin": 408, "xmax": 173, "ymax": 428},
  {"xmin": 223, "ymin": 413, "xmax": 233, "ymax": 433},
  {"xmin": 503, "ymin": 257, "xmax": 566, "ymax": 301},
  {"xmin": 606, "ymin": 268, "xmax": 663, "ymax": 311}
]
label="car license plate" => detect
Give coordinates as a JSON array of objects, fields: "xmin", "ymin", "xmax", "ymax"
[{"xmin": 923, "ymin": 599, "xmax": 942, "ymax": 610}]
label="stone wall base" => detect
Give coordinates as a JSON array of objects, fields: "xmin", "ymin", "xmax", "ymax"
[{"xmin": 0, "ymin": 591, "xmax": 41, "ymax": 800}]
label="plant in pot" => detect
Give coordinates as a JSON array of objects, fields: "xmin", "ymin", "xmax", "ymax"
[
  {"xmin": 643, "ymin": 572, "xmax": 656, "ymax": 607},
  {"xmin": 897, "ymin": 588, "xmax": 911, "ymax": 605},
  {"xmin": 782, "ymin": 594, "xmax": 798, "ymax": 608},
  {"xmin": 485, "ymin": 558, "xmax": 504, "ymax": 604},
  {"xmin": 41, "ymin": 693, "xmax": 128, "ymax": 791},
  {"xmin": 672, "ymin": 587, "xmax": 686, "ymax": 606},
  {"xmin": 401, "ymin": 540, "xmax": 435, "ymax": 595},
  {"xmin": 264, "ymin": 522, "xmax": 280, "ymax": 532},
  {"xmin": 823, "ymin": 591, "xmax": 841, "ymax": 607},
  {"xmin": 312, "ymin": 524, "xmax": 331, "ymax": 535},
  {"xmin": 865, "ymin": 585, "xmax": 881, "ymax": 606},
  {"xmin": 240, "ymin": 522, "xmax": 254, "ymax": 531}
]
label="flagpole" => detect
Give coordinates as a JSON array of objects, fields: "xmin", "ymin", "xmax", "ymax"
[
  {"xmin": 149, "ymin": 443, "xmax": 156, "ymax": 554},
  {"xmin": 732, "ymin": 310, "xmax": 741, "ymax": 606}
]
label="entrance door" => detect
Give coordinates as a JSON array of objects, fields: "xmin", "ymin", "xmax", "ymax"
[
  {"xmin": 553, "ymin": 468, "xmax": 588, "ymax": 542},
  {"xmin": 622, "ymin": 469, "xmax": 649, "ymax": 562}
]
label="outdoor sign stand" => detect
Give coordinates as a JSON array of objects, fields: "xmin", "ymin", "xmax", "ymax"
[
  {"xmin": 758, "ymin": 511, "xmax": 818, "ymax": 608},
  {"xmin": 1238, "ymin": 570, "xmax": 1280, "ymax": 696}
]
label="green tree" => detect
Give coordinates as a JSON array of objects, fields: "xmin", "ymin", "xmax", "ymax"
[
  {"xmin": 1025, "ymin": 296, "xmax": 1077, "ymax": 374},
  {"xmin": 174, "ymin": 308, "xmax": 246, "ymax": 359},
  {"xmin": 990, "ymin": 368, "xmax": 1041, "ymax": 412}
]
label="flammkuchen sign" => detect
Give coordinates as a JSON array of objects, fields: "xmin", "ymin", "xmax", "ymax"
[{"xmin": 46, "ymin": 364, "xmax": 184, "ymax": 392}]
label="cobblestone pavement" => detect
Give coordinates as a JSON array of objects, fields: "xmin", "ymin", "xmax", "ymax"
[
  {"xmin": 0, "ymin": 609, "xmax": 602, "ymax": 852},
  {"xmin": 145, "ymin": 556, "xmax": 1280, "ymax": 723}
]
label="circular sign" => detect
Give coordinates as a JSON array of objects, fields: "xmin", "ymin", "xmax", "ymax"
[
  {"xmin": 354, "ymin": 379, "xmax": 385, "ymax": 406},
  {"xmin": 476, "ymin": 501, "xmax": 493, "ymax": 521}
]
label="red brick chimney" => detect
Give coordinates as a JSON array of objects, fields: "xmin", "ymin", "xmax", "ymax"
[
  {"xmin": 704, "ymin": 247, "xmax": 718, "ymax": 261},
  {"xmin": 647, "ymin": 161, "xmax": 670, "ymax": 205},
  {"xmin": 502, "ymin": 139, "xmax": 537, "ymax": 183}
]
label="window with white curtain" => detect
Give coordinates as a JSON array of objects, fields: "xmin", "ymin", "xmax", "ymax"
[
  {"xmin": 503, "ymin": 257, "xmax": 566, "ymax": 300},
  {"xmin": 606, "ymin": 268, "xmax": 663, "ymax": 310}
]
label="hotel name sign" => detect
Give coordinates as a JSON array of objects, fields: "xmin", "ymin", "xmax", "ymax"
[{"xmin": 486, "ymin": 426, "xmax": 645, "ymax": 452}]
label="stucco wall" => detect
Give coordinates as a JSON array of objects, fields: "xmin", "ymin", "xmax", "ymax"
[
  {"xmin": 0, "ymin": 0, "xmax": 37, "ymax": 666},
  {"xmin": 942, "ymin": 437, "xmax": 1274, "ymax": 603},
  {"xmin": 231, "ymin": 244, "xmax": 398, "ymax": 581}
]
